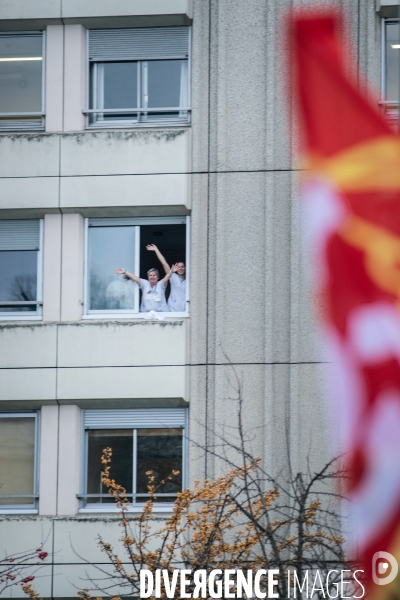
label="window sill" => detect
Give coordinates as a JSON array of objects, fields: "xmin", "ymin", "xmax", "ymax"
[
  {"xmin": 0, "ymin": 508, "xmax": 38, "ymax": 515},
  {"xmin": 0, "ymin": 315, "xmax": 42, "ymax": 321},
  {"xmin": 82, "ymin": 313, "xmax": 189, "ymax": 320},
  {"xmin": 85, "ymin": 121, "xmax": 191, "ymax": 131},
  {"xmin": 79, "ymin": 505, "xmax": 174, "ymax": 514}
]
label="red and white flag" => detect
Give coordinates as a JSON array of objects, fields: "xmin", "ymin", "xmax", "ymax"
[{"xmin": 292, "ymin": 12, "xmax": 400, "ymax": 598}]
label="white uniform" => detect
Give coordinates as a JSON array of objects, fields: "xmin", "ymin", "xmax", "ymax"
[
  {"xmin": 168, "ymin": 273, "xmax": 187, "ymax": 312},
  {"xmin": 139, "ymin": 279, "xmax": 169, "ymax": 312}
]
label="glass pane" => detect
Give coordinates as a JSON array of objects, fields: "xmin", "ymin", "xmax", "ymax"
[
  {"xmin": 136, "ymin": 429, "xmax": 182, "ymax": 502},
  {"xmin": 87, "ymin": 429, "xmax": 133, "ymax": 504},
  {"xmin": 0, "ymin": 35, "xmax": 42, "ymax": 113},
  {"xmin": 88, "ymin": 226, "xmax": 137, "ymax": 311},
  {"xmin": 0, "ymin": 417, "xmax": 35, "ymax": 505},
  {"xmin": 0, "ymin": 250, "xmax": 37, "ymax": 312},
  {"xmin": 142, "ymin": 60, "xmax": 187, "ymax": 120},
  {"xmin": 90, "ymin": 62, "xmax": 138, "ymax": 123},
  {"xmin": 386, "ymin": 22, "xmax": 400, "ymax": 101}
]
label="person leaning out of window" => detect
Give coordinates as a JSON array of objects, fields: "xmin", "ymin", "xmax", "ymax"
[
  {"xmin": 146, "ymin": 244, "xmax": 186, "ymax": 312},
  {"xmin": 115, "ymin": 264, "xmax": 177, "ymax": 312}
]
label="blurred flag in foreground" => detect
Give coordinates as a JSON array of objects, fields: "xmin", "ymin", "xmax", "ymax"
[{"xmin": 292, "ymin": 12, "xmax": 400, "ymax": 598}]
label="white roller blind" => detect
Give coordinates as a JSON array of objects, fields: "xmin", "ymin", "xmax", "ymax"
[
  {"xmin": 84, "ymin": 408, "xmax": 187, "ymax": 429},
  {"xmin": 0, "ymin": 220, "xmax": 41, "ymax": 251},
  {"xmin": 89, "ymin": 27, "xmax": 190, "ymax": 61},
  {"xmin": 88, "ymin": 217, "xmax": 186, "ymax": 227}
]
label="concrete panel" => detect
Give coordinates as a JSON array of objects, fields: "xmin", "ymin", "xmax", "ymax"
[
  {"xmin": 0, "ymin": 134, "xmax": 59, "ymax": 177},
  {"xmin": 289, "ymin": 363, "xmax": 335, "ymax": 475},
  {"xmin": 57, "ymin": 320, "xmax": 188, "ymax": 367},
  {"xmin": 0, "ymin": 177, "xmax": 59, "ymax": 211},
  {"xmin": 0, "ymin": 369, "xmax": 56, "ymax": 401},
  {"xmin": 60, "ymin": 214, "xmax": 84, "ymax": 321},
  {"xmin": 0, "ymin": 517, "xmax": 53, "ymax": 598},
  {"xmin": 62, "ymin": 0, "xmax": 192, "ymax": 19},
  {"xmin": 54, "ymin": 517, "xmax": 129, "ymax": 563},
  {"xmin": 64, "ymin": 25, "xmax": 86, "ymax": 132},
  {"xmin": 60, "ymin": 130, "xmax": 191, "ymax": 176},
  {"xmin": 45, "ymin": 25, "xmax": 64, "ymax": 133},
  {"xmin": 42, "ymin": 214, "xmax": 62, "ymax": 322},
  {"xmin": 57, "ymin": 405, "xmax": 81, "ymax": 515},
  {"xmin": 0, "ymin": 324, "xmax": 57, "ymax": 368},
  {"xmin": 0, "ymin": 516, "xmax": 53, "ymax": 557},
  {"xmin": 57, "ymin": 365, "xmax": 187, "ymax": 400},
  {"xmin": 0, "ymin": 0, "xmax": 61, "ymax": 20},
  {"xmin": 39, "ymin": 405, "xmax": 58, "ymax": 516},
  {"xmin": 60, "ymin": 173, "xmax": 191, "ymax": 210},
  {"xmin": 52, "ymin": 563, "xmax": 132, "ymax": 598}
]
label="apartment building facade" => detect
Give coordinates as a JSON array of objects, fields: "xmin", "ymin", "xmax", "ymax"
[{"xmin": 0, "ymin": 0, "xmax": 393, "ymax": 597}]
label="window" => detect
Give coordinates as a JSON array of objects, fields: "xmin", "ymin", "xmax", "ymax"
[
  {"xmin": 0, "ymin": 32, "xmax": 44, "ymax": 131},
  {"xmin": 86, "ymin": 27, "xmax": 190, "ymax": 128},
  {"xmin": 84, "ymin": 216, "xmax": 189, "ymax": 317},
  {"xmin": 382, "ymin": 19, "xmax": 399, "ymax": 122},
  {"xmin": 80, "ymin": 408, "xmax": 186, "ymax": 509},
  {"xmin": 0, "ymin": 413, "xmax": 39, "ymax": 511},
  {"xmin": 0, "ymin": 220, "xmax": 43, "ymax": 319}
]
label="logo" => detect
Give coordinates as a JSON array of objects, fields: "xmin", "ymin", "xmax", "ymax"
[{"xmin": 372, "ymin": 551, "xmax": 398, "ymax": 585}]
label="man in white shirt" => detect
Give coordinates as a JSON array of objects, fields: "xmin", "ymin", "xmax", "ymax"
[
  {"xmin": 115, "ymin": 266, "xmax": 177, "ymax": 312},
  {"xmin": 146, "ymin": 244, "xmax": 187, "ymax": 312}
]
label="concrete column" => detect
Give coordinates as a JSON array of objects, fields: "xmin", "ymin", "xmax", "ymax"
[
  {"xmin": 45, "ymin": 25, "xmax": 64, "ymax": 132},
  {"xmin": 43, "ymin": 213, "xmax": 62, "ymax": 322},
  {"xmin": 57, "ymin": 405, "xmax": 81, "ymax": 515},
  {"xmin": 39, "ymin": 405, "xmax": 59, "ymax": 516},
  {"xmin": 61, "ymin": 213, "xmax": 84, "ymax": 321},
  {"xmin": 64, "ymin": 25, "xmax": 86, "ymax": 132}
]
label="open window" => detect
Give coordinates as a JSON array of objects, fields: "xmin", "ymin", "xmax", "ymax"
[
  {"xmin": 79, "ymin": 408, "xmax": 186, "ymax": 510},
  {"xmin": 0, "ymin": 32, "xmax": 45, "ymax": 131},
  {"xmin": 86, "ymin": 27, "xmax": 190, "ymax": 128},
  {"xmin": 84, "ymin": 216, "xmax": 189, "ymax": 317},
  {"xmin": 0, "ymin": 219, "xmax": 43, "ymax": 319},
  {"xmin": 0, "ymin": 413, "xmax": 39, "ymax": 512}
]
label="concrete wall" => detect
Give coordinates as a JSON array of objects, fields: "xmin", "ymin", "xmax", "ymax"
[
  {"xmin": 0, "ymin": 130, "xmax": 191, "ymax": 217},
  {"xmin": 0, "ymin": 321, "xmax": 189, "ymax": 405}
]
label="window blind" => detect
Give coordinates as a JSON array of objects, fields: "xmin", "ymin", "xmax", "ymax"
[
  {"xmin": 89, "ymin": 27, "xmax": 190, "ymax": 62},
  {"xmin": 84, "ymin": 408, "xmax": 187, "ymax": 429},
  {"xmin": 88, "ymin": 217, "xmax": 186, "ymax": 227},
  {"xmin": 0, "ymin": 220, "xmax": 41, "ymax": 251}
]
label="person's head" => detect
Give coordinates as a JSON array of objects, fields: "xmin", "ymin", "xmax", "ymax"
[
  {"xmin": 176, "ymin": 262, "xmax": 186, "ymax": 277},
  {"xmin": 147, "ymin": 268, "xmax": 160, "ymax": 285}
]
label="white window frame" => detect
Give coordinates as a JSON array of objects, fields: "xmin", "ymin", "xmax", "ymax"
[
  {"xmin": 83, "ymin": 216, "xmax": 190, "ymax": 319},
  {"xmin": 0, "ymin": 219, "xmax": 43, "ymax": 321},
  {"xmin": 0, "ymin": 412, "xmax": 39, "ymax": 515},
  {"xmin": 0, "ymin": 31, "xmax": 45, "ymax": 131},
  {"xmin": 84, "ymin": 28, "xmax": 191, "ymax": 129},
  {"xmin": 78, "ymin": 408, "xmax": 187, "ymax": 513}
]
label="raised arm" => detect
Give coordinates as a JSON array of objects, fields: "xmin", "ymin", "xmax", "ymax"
[
  {"xmin": 146, "ymin": 244, "xmax": 170, "ymax": 275},
  {"xmin": 115, "ymin": 268, "xmax": 141, "ymax": 285},
  {"xmin": 162, "ymin": 263, "xmax": 179, "ymax": 286}
]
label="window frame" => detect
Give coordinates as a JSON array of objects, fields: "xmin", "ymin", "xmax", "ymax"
[
  {"xmin": 83, "ymin": 216, "xmax": 190, "ymax": 319},
  {"xmin": 0, "ymin": 31, "xmax": 46, "ymax": 131},
  {"xmin": 0, "ymin": 219, "xmax": 44, "ymax": 321},
  {"xmin": 78, "ymin": 408, "xmax": 187, "ymax": 513},
  {"xmin": 84, "ymin": 28, "xmax": 191, "ymax": 129},
  {"xmin": 0, "ymin": 411, "xmax": 40, "ymax": 514},
  {"xmin": 381, "ymin": 18, "xmax": 399, "ymax": 121}
]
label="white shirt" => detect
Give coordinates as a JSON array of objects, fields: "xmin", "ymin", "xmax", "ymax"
[
  {"xmin": 168, "ymin": 273, "xmax": 187, "ymax": 312},
  {"xmin": 139, "ymin": 279, "xmax": 169, "ymax": 312}
]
